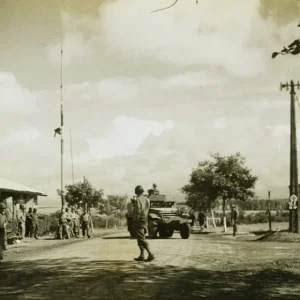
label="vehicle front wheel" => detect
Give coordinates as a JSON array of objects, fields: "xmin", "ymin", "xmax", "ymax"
[
  {"xmin": 179, "ymin": 223, "xmax": 191, "ymax": 239},
  {"xmin": 159, "ymin": 228, "xmax": 174, "ymax": 238}
]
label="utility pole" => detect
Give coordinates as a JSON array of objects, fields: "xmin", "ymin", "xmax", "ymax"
[
  {"xmin": 268, "ymin": 191, "xmax": 272, "ymax": 232},
  {"xmin": 280, "ymin": 80, "xmax": 300, "ymax": 233},
  {"xmin": 70, "ymin": 130, "xmax": 75, "ymax": 185},
  {"xmin": 60, "ymin": 46, "xmax": 65, "ymax": 208}
]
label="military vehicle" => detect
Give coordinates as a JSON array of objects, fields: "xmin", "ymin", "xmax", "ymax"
[{"xmin": 126, "ymin": 185, "xmax": 192, "ymax": 239}]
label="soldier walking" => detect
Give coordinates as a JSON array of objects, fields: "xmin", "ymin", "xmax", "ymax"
[
  {"xmin": 0, "ymin": 203, "xmax": 7, "ymax": 262},
  {"xmin": 231, "ymin": 205, "xmax": 239, "ymax": 237},
  {"xmin": 132, "ymin": 185, "xmax": 155, "ymax": 262}
]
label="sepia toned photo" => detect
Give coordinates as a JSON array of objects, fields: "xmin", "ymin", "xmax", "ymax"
[{"xmin": 1, "ymin": 0, "xmax": 300, "ymax": 299}]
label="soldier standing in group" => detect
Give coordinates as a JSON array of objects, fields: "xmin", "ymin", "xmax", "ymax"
[
  {"xmin": 65, "ymin": 207, "xmax": 74, "ymax": 238},
  {"xmin": 73, "ymin": 210, "xmax": 80, "ymax": 238},
  {"xmin": 25, "ymin": 207, "xmax": 33, "ymax": 237},
  {"xmin": 80, "ymin": 208, "xmax": 91, "ymax": 238},
  {"xmin": 231, "ymin": 205, "xmax": 239, "ymax": 237},
  {"xmin": 132, "ymin": 185, "xmax": 155, "ymax": 262},
  {"xmin": 17, "ymin": 204, "xmax": 26, "ymax": 239},
  {"xmin": 32, "ymin": 208, "xmax": 39, "ymax": 239},
  {"xmin": 58, "ymin": 208, "xmax": 70, "ymax": 239},
  {"xmin": 0, "ymin": 203, "xmax": 7, "ymax": 262}
]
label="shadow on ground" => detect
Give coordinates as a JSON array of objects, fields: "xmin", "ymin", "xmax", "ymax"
[{"xmin": 1, "ymin": 258, "xmax": 300, "ymax": 300}]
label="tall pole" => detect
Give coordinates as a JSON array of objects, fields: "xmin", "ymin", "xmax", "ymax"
[
  {"xmin": 280, "ymin": 80, "xmax": 300, "ymax": 233},
  {"xmin": 61, "ymin": 46, "xmax": 65, "ymax": 208},
  {"xmin": 268, "ymin": 191, "xmax": 272, "ymax": 232},
  {"xmin": 70, "ymin": 130, "xmax": 75, "ymax": 185}
]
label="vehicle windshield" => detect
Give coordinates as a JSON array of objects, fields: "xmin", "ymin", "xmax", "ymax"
[{"xmin": 150, "ymin": 201, "xmax": 176, "ymax": 208}]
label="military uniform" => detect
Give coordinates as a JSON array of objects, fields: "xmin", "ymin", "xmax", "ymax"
[
  {"xmin": 65, "ymin": 209, "xmax": 74, "ymax": 238},
  {"xmin": 17, "ymin": 207, "xmax": 26, "ymax": 239},
  {"xmin": 32, "ymin": 209, "xmax": 39, "ymax": 239},
  {"xmin": 132, "ymin": 186, "xmax": 155, "ymax": 262},
  {"xmin": 59, "ymin": 211, "xmax": 70, "ymax": 239},
  {"xmin": 198, "ymin": 211, "xmax": 206, "ymax": 227},
  {"xmin": 73, "ymin": 211, "xmax": 80, "ymax": 238},
  {"xmin": 231, "ymin": 206, "xmax": 239, "ymax": 237},
  {"xmin": 80, "ymin": 211, "xmax": 91, "ymax": 238},
  {"xmin": 0, "ymin": 204, "xmax": 7, "ymax": 261}
]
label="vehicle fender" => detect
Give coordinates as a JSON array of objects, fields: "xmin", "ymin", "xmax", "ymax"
[{"xmin": 149, "ymin": 213, "xmax": 161, "ymax": 220}]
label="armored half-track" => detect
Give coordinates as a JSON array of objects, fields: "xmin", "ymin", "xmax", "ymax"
[{"xmin": 126, "ymin": 187, "xmax": 192, "ymax": 239}]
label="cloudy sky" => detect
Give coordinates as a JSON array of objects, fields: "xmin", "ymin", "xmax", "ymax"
[{"xmin": 1, "ymin": 0, "xmax": 300, "ymax": 208}]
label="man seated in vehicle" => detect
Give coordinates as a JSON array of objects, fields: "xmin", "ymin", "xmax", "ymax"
[{"xmin": 148, "ymin": 183, "xmax": 160, "ymax": 197}]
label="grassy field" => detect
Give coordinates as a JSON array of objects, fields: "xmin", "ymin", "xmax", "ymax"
[{"xmin": 206, "ymin": 222, "xmax": 289, "ymax": 234}]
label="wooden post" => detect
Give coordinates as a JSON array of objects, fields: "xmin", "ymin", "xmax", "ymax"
[{"xmin": 222, "ymin": 198, "xmax": 227, "ymax": 232}]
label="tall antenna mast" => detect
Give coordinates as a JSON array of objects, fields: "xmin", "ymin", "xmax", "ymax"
[
  {"xmin": 60, "ymin": 46, "xmax": 65, "ymax": 208},
  {"xmin": 70, "ymin": 129, "xmax": 75, "ymax": 185}
]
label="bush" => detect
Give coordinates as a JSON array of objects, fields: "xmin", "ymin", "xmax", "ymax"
[{"xmin": 91, "ymin": 215, "xmax": 126, "ymax": 229}]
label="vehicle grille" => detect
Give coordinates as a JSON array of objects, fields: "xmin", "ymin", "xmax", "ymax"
[{"xmin": 162, "ymin": 212, "xmax": 179, "ymax": 218}]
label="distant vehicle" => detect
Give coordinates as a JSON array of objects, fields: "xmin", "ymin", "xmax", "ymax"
[{"xmin": 126, "ymin": 185, "xmax": 192, "ymax": 239}]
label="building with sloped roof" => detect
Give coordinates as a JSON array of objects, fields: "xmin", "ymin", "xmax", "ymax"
[{"xmin": 0, "ymin": 177, "xmax": 47, "ymax": 217}]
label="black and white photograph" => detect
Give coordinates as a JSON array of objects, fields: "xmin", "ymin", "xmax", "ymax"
[{"xmin": 1, "ymin": 0, "xmax": 300, "ymax": 299}]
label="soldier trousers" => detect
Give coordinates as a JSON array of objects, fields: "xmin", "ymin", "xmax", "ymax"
[
  {"xmin": 135, "ymin": 227, "xmax": 150, "ymax": 252},
  {"xmin": 82, "ymin": 222, "xmax": 90, "ymax": 238},
  {"xmin": 59, "ymin": 223, "xmax": 70, "ymax": 239},
  {"xmin": 18, "ymin": 222, "xmax": 25, "ymax": 239}
]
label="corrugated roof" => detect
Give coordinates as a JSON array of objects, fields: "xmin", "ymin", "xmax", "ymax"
[{"xmin": 0, "ymin": 177, "xmax": 47, "ymax": 197}]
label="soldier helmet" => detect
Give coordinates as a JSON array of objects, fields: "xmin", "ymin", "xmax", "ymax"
[
  {"xmin": 153, "ymin": 183, "xmax": 157, "ymax": 188},
  {"xmin": 0, "ymin": 203, "xmax": 6, "ymax": 209},
  {"xmin": 231, "ymin": 204, "xmax": 236, "ymax": 208},
  {"xmin": 135, "ymin": 185, "xmax": 144, "ymax": 195}
]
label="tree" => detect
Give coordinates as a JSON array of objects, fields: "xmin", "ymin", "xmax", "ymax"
[
  {"xmin": 98, "ymin": 194, "xmax": 128, "ymax": 229},
  {"xmin": 99, "ymin": 194, "xmax": 128, "ymax": 216},
  {"xmin": 272, "ymin": 22, "xmax": 300, "ymax": 59},
  {"xmin": 57, "ymin": 178, "xmax": 103, "ymax": 210},
  {"xmin": 181, "ymin": 153, "xmax": 257, "ymax": 232}
]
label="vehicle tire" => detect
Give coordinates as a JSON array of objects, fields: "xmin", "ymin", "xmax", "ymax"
[
  {"xmin": 180, "ymin": 223, "xmax": 191, "ymax": 239},
  {"xmin": 148, "ymin": 219, "xmax": 158, "ymax": 239},
  {"xmin": 159, "ymin": 228, "xmax": 174, "ymax": 238}
]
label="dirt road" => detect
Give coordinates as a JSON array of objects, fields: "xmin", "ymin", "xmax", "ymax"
[{"xmin": 1, "ymin": 232, "xmax": 300, "ymax": 300}]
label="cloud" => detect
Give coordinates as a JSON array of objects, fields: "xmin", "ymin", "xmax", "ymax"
[
  {"xmin": 165, "ymin": 71, "xmax": 225, "ymax": 88},
  {"xmin": 100, "ymin": 0, "xmax": 266, "ymax": 78},
  {"xmin": 0, "ymin": 72, "xmax": 37, "ymax": 113},
  {"xmin": 46, "ymin": 12, "xmax": 95, "ymax": 67},
  {"xmin": 4, "ymin": 127, "xmax": 41, "ymax": 145},
  {"xmin": 211, "ymin": 118, "xmax": 227, "ymax": 130},
  {"xmin": 85, "ymin": 116, "xmax": 175, "ymax": 160}
]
